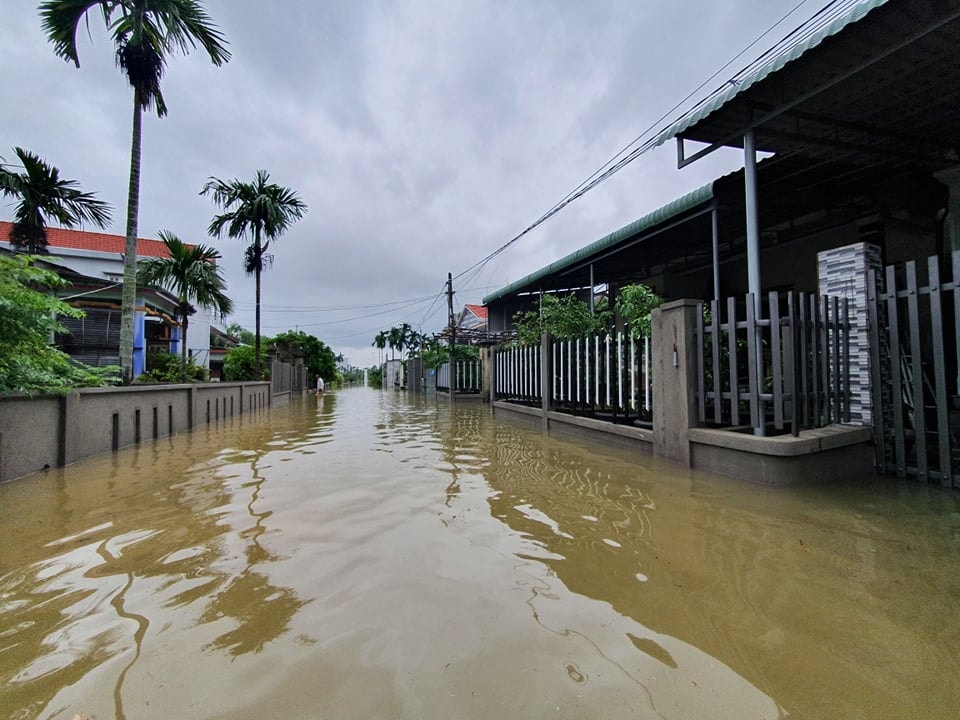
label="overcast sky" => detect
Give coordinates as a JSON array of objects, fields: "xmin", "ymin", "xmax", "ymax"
[{"xmin": 1, "ymin": 0, "xmax": 818, "ymax": 367}]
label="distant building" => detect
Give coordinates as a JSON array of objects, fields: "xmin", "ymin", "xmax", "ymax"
[
  {"xmin": 0, "ymin": 221, "xmax": 233, "ymax": 378},
  {"xmin": 457, "ymin": 303, "xmax": 488, "ymax": 333}
]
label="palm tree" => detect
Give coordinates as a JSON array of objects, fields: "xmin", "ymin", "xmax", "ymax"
[
  {"xmin": 387, "ymin": 326, "xmax": 403, "ymax": 361},
  {"xmin": 398, "ymin": 322, "xmax": 414, "ymax": 361},
  {"xmin": 406, "ymin": 329, "xmax": 424, "ymax": 358},
  {"xmin": 202, "ymin": 171, "xmax": 307, "ymax": 378},
  {"xmin": 373, "ymin": 331, "xmax": 388, "ymax": 364},
  {"xmin": 136, "ymin": 230, "xmax": 233, "ymax": 381},
  {"xmin": 0, "ymin": 147, "xmax": 111, "ymax": 253},
  {"xmin": 41, "ymin": 0, "xmax": 230, "ymax": 385}
]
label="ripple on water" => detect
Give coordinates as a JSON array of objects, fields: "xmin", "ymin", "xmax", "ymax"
[{"xmin": 0, "ymin": 388, "xmax": 958, "ymax": 720}]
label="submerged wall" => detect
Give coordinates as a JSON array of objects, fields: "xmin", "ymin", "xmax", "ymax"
[{"xmin": 0, "ymin": 381, "xmax": 273, "ymax": 483}]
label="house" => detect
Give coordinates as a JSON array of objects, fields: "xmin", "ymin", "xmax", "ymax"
[
  {"xmin": 208, "ymin": 324, "xmax": 240, "ymax": 381},
  {"xmin": 458, "ymin": 303, "xmax": 487, "ymax": 331},
  {"xmin": 0, "ymin": 221, "xmax": 233, "ymax": 378},
  {"xmin": 484, "ymin": 0, "xmax": 960, "ymax": 486}
]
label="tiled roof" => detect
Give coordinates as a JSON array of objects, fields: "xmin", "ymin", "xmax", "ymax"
[
  {"xmin": 464, "ymin": 303, "xmax": 488, "ymax": 319},
  {"xmin": 0, "ymin": 221, "xmax": 179, "ymax": 258}
]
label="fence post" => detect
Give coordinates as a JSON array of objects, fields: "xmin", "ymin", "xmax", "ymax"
[
  {"xmin": 481, "ymin": 346, "xmax": 495, "ymax": 405},
  {"xmin": 58, "ymin": 390, "xmax": 81, "ymax": 467},
  {"xmin": 541, "ymin": 333, "xmax": 552, "ymax": 430},
  {"xmin": 652, "ymin": 299, "xmax": 701, "ymax": 466}
]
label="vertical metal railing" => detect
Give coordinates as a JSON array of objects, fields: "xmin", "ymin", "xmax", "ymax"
[
  {"xmin": 493, "ymin": 330, "xmax": 652, "ymax": 420},
  {"xmin": 438, "ymin": 359, "xmax": 482, "ymax": 392},
  {"xmin": 698, "ymin": 291, "xmax": 850, "ymax": 436},
  {"xmin": 869, "ymin": 252, "xmax": 960, "ymax": 487},
  {"xmin": 548, "ymin": 329, "xmax": 652, "ymax": 421},
  {"xmin": 494, "ymin": 344, "xmax": 541, "ymax": 403}
]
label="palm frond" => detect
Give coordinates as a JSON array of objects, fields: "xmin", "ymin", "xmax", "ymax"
[
  {"xmin": 137, "ymin": 230, "xmax": 233, "ymax": 318},
  {"xmin": 1, "ymin": 146, "xmax": 111, "ymax": 253},
  {"xmin": 42, "ymin": 0, "xmax": 230, "ymax": 116}
]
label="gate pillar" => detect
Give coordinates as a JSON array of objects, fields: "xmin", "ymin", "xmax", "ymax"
[
  {"xmin": 652, "ymin": 299, "xmax": 700, "ymax": 466},
  {"xmin": 817, "ymin": 242, "xmax": 882, "ymax": 425}
]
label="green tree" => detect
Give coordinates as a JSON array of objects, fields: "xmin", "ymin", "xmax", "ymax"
[
  {"xmin": 372, "ymin": 330, "xmax": 388, "ymax": 364},
  {"xmin": 269, "ymin": 330, "xmax": 337, "ymax": 384},
  {"xmin": 202, "ymin": 171, "xmax": 307, "ymax": 378},
  {"xmin": 222, "ymin": 344, "xmax": 267, "ymax": 382},
  {"xmin": 42, "ymin": 0, "xmax": 230, "ymax": 385},
  {"xmin": 615, "ymin": 284, "xmax": 662, "ymax": 338},
  {"xmin": 136, "ymin": 230, "xmax": 233, "ymax": 381},
  {"xmin": 513, "ymin": 294, "xmax": 611, "ymax": 345},
  {"xmin": 0, "ymin": 254, "xmax": 117, "ymax": 393},
  {"xmin": 0, "ymin": 146, "xmax": 111, "ymax": 254},
  {"xmin": 419, "ymin": 335, "xmax": 445, "ymax": 369},
  {"xmin": 398, "ymin": 322, "xmax": 414, "ymax": 360},
  {"xmin": 225, "ymin": 322, "xmax": 255, "ymax": 346},
  {"xmin": 387, "ymin": 325, "xmax": 402, "ymax": 360}
]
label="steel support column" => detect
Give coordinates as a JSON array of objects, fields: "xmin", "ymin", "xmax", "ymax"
[
  {"xmin": 744, "ymin": 129, "xmax": 764, "ymax": 435},
  {"xmin": 711, "ymin": 200, "xmax": 721, "ymax": 304}
]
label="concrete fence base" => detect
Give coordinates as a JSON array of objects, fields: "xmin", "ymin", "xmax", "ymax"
[
  {"xmin": 488, "ymin": 300, "xmax": 873, "ymax": 485},
  {"xmin": 0, "ymin": 381, "xmax": 274, "ymax": 483}
]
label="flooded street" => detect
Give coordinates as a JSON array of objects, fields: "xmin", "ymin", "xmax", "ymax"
[{"xmin": 1, "ymin": 387, "xmax": 959, "ymax": 720}]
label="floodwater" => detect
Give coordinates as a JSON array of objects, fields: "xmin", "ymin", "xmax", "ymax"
[{"xmin": 1, "ymin": 389, "xmax": 959, "ymax": 720}]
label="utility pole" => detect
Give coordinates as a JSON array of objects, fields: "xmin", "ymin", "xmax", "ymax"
[{"xmin": 447, "ymin": 272, "xmax": 456, "ymax": 406}]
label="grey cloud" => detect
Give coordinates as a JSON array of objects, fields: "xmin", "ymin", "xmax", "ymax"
[{"xmin": 0, "ymin": 0, "xmax": 808, "ymax": 366}]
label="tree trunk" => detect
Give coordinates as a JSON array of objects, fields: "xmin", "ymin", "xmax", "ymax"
[
  {"xmin": 181, "ymin": 313, "xmax": 189, "ymax": 383},
  {"xmin": 254, "ymin": 227, "xmax": 262, "ymax": 379},
  {"xmin": 119, "ymin": 95, "xmax": 143, "ymax": 385}
]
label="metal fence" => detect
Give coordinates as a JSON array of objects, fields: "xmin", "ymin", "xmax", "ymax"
[
  {"xmin": 437, "ymin": 359, "xmax": 482, "ymax": 392},
  {"xmin": 869, "ymin": 253, "xmax": 960, "ymax": 486},
  {"xmin": 494, "ymin": 331, "xmax": 653, "ymax": 421},
  {"xmin": 698, "ymin": 292, "xmax": 850, "ymax": 435},
  {"xmin": 495, "ymin": 344, "xmax": 542, "ymax": 404},
  {"xmin": 551, "ymin": 332, "xmax": 652, "ymax": 420}
]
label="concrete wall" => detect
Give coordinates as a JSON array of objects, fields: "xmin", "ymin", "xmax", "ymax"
[
  {"xmin": 0, "ymin": 381, "xmax": 272, "ymax": 483},
  {"xmin": 384, "ymin": 359, "xmax": 404, "ymax": 389},
  {"xmin": 0, "ymin": 395, "xmax": 62, "ymax": 483}
]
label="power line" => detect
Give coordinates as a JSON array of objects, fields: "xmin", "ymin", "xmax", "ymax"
[
  {"xmin": 453, "ymin": 0, "xmax": 845, "ymax": 283},
  {"xmin": 229, "ymin": 292, "xmax": 441, "ymax": 313}
]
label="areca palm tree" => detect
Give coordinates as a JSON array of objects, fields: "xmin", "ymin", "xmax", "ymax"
[
  {"xmin": 0, "ymin": 147, "xmax": 111, "ymax": 253},
  {"xmin": 202, "ymin": 171, "xmax": 307, "ymax": 378},
  {"xmin": 387, "ymin": 326, "xmax": 402, "ymax": 361},
  {"xmin": 398, "ymin": 322, "xmax": 414, "ymax": 361},
  {"xmin": 41, "ymin": 0, "xmax": 230, "ymax": 384},
  {"xmin": 373, "ymin": 331, "xmax": 388, "ymax": 364},
  {"xmin": 136, "ymin": 230, "xmax": 233, "ymax": 381}
]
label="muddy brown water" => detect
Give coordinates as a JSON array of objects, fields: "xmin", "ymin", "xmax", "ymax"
[{"xmin": 1, "ymin": 387, "xmax": 959, "ymax": 719}]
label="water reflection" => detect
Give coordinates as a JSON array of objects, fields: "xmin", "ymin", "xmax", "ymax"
[
  {"xmin": 454, "ymin": 406, "xmax": 960, "ymax": 719},
  {"xmin": 0, "ymin": 389, "xmax": 957, "ymax": 720},
  {"xmin": 0, "ymin": 408, "xmax": 308, "ymax": 718},
  {"xmin": 196, "ymin": 447, "xmax": 303, "ymax": 657}
]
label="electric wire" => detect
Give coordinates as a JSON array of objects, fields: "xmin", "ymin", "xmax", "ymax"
[
  {"xmin": 453, "ymin": 0, "xmax": 864, "ymax": 285},
  {"xmin": 246, "ymin": 1, "xmax": 865, "ymax": 349}
]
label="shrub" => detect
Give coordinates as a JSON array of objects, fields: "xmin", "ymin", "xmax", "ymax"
[
  {"xmin": 223, "ymin": 345, "xmax": 269, "ymax": 381},
  {"xmin": 138, "ymin": 351, "xmax": 207, "ymax": 383},
  {"xmin": 0, "ymin": 254, "xmax": 118, "ymax": 394}
]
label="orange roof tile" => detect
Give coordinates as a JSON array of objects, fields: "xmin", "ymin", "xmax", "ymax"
[
  {"xmin": 464, "ymin": 303, "xmax": 488, "ymax": 319},
  {"xmin": 0, "ymin": 221, "xmax": 188, "ymax": 258}
]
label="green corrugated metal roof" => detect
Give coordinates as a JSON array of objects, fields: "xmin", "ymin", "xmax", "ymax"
[
  {"xmin": 653, "ymin": 0, "xmax": 890, "ymax": 148},
  {"xmin": 483, "ymin": 182, "xmax": 714, "ymax": 304}
]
